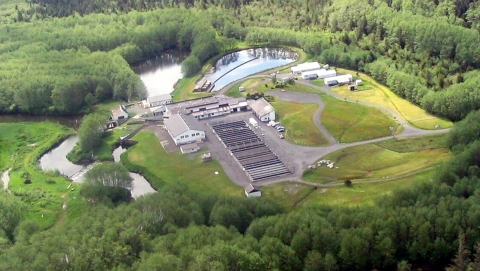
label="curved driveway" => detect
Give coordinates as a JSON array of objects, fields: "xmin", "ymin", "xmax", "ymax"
[{"xmin": 214, "ymin": 74, "xmax": 451, "ymax": 187}]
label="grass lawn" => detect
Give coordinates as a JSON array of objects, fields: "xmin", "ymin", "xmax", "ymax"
[
  {"xmin": 310, "ymin": 79, "xmax": 325, "ymax": 86},
  {"xmin": 265, "ymin": 169, "xmax": 435, "ymax": 208},
  {"xmin": 271, "ymin": 100, "xmax": 329, "ymax": 146},
  {"xmin": 262, "ymin": 182, "xmax": 317, "ymax": 210},
  {"xmin": 0, "ymin": 122, "xmax": 86, "ymax": 229},
  {"xmin": 333, "ymin": 68, "xmax": 453, "ymax": 130},
  {"xmin": 320, "ymin": 93, "xmax": 398, "ymax": 142},
  {"xmin": 304, "ymin": 170, "xmax": 435, "ymax": 207},
  {"xmin": 303, "ymin": 135, "xmax": 451, "ymax": 182},
  {"xmin": 125, "ymin": 131, "xmax": 240, "ymax": 196}
]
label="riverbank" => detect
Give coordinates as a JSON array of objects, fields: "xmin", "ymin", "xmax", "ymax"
[{"xmin": 0, "ymin": 122, "xmax": 86, "ymax": 229}]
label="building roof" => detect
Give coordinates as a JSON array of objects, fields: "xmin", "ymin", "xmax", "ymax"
[
  {"xmin": 291, "ymin": 62, "xmax": 320, "ymax": 73},
  {"xmin": 302, "ymin": 69, "xmax": 337, "ymax": 76},
  {"xmin": 111, "ymin": 105, "xmax": 127, "ymax": 117},
  {"xmin": 249, "ymin": 98, "xmax": 274, "ymax": 117},
  {"xmin": 147, "ymin": 94, "xmax": 172, "ymax": 104},
  {"xmin": 164, "ymin": 114, "xmax": 204, "ymax": 137},
  {"xmin": 324, "ymin": 74, "xmax": 353, "ymax": 83},
  {"xmin": 245, "ymin": 184, "xmax": 260, "ymax": 193},
  {"xmin": 180, "ymin": 143, "xmax": 199, "ymax": 150},
  {"xmin": 166, "ymin": 96, "xmax": 247, "ymax": 115}
]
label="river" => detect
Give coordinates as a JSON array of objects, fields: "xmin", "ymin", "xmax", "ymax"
[
  {"xmin": 38, "ymin": 135, "xmax": 156, "ymax": 198},
  {"xmin": 132, "ymin": 47, "xmax": 297, "ymax": 96},
  {"xmin": 131, "ymin": 52, "xmax": 187, "ymax": 97}
]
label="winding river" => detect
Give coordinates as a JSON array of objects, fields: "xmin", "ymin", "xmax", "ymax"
[{"xmin": 38, "ymin": 136, "xmax": 156, "ymax": 198}]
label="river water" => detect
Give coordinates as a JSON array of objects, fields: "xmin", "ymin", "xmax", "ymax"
[
  {"xmin": 38, "ymin": 136, "xmax": 156, "ymax": 198},
  {"xmin": 131, "ymin": 52, "xmax": 187, "ymax": 97}
]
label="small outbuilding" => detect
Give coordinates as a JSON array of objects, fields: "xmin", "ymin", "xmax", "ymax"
[
  {"xmin": 249, "ymin": 97, "xmax": 276, "ymax": 122},
  {"xmin": 355, "ymin": 79, "xmax": 363, "ymax": 86},
  {"xmin": 239, "ymin": 86, "xmax": 245, "ymax": 92},
  {"xmin": 244, "ymin": 184, "xmax": 261, "ymax": 198},
  {"xmin": 180, "ymin": 143, "xmax": 200, "ymax": 154},
  {"xmin": 110, "ymin": 105, "xmax": 129, "ymax": 121}
]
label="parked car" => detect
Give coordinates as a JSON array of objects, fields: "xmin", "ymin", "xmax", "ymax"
[
  {"xmin": 273, "ymin": 123, "xmax": 282, "ymax": 128},
  {"xmin": 276, "ymin": 125, "xmax": 285, "ymax": 131},
  {"xmin": 277, "ymin": 127, "xmax": 285, "ymax": 132}
]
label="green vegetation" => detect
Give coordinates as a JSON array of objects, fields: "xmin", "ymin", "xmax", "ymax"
[
  {"xmin": 4, "ymin": 0, "xmax": 480, "ymax": 270},
  {"xmin": 0, "ymin": 122, "xmax": 84, "ymax": 229},
  {"xmin": 333, "ymin": 69, "xmax": 453, "ymax": 129},
  {"xmin": 320, "ymin": 93, "xmax": 399, "ymax": 142},
  {"xmin": 306, "ymin": 170, "xmax": 435, "ymax": 206},
  {"xmin": 124, "ymin": 130, "xmax": 239, "ymax": 195},
  {"xmin": 271, "ymin": 100, "xmax": 329, "ymax": 146},
  {"xmin": 303, "ymin": 135, "xmax": 451, "ymax": 183},
  {"xmin": 81, "ymin": 162, "xmax": 133, "ymax": 203}
]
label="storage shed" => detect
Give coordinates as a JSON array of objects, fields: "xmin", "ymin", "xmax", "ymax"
[
  {"xmin": 110, "ymin": 105, "xmax": 129, "ymax": 121},
  {"xmin": 355, "ymin": 79, "xmax": 363, "ymax": 86},
  {"xmin": 244, "ymin": 184, "xmax": 261, "ymax": 197},
  {"xmin": 180, "ymin": 143, "xmax": 200, "ymax": 154}
]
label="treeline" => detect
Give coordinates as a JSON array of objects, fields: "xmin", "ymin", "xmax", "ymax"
[
  {"xmin": 0, "ymin": 8, "xmax": 224, "ymax": 114},
  {"xmin": 2, "ymin": 111, "xmax": 480, "ymax": 270}
]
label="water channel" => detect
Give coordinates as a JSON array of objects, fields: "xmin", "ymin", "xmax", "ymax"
[
  {"xmin": 205, "ymin": 47, "xmax": 297, "ymax": 91},
  {"xmin": 4, "ymin": 47, "xmax": 296, "ymax": 198},
  {"xmin": 38, "ymin": 135, "xmax": 156, "ymax": 198}
]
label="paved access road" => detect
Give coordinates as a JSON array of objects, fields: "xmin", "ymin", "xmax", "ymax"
[{"xmin": 213, "ymin": 74, "xmax": 450, "ymax": 188}]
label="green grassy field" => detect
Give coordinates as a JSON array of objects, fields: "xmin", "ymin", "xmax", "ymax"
[
  {"xmin": 125, "ymin": 131, "xmax": 240, "ymax": 196},
  {"xmin": 0, "ymin": 122, "xmax": 85, "ymax": 229},
  {"xmin": 333, "ymin": 68, "xmax": 453, "ymax": 130},
  {"xmin": 310, "ymin": 79, "xmax": 325, "ymax": 86},
  {"xmin": 271, "ymin": 100, "xmax": 329, "ymax": 146},
  {"xmin": 307, "ymin": 170, "xmax": 435, "ymax": 206},
  {"xmin": 303, "ymin": 135, "xmax": 451, "ymax": 183},
  {"xmin": 265, "ymin": 169, "xmax": 435, "ymax": 208},
  {"xmin": 320, "ymin": 93, "xmax": 398, "ymax": 142}
]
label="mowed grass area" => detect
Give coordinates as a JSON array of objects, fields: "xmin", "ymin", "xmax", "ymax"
[
  {"xmin": 308, "ymin": 170, "xmax": 435, "ymax": 206},
  {"xmin": 303, "ymin": 135, "xmax": 451, "ymax": 183},
  {"xmin": 0, "ymin": 122, "xmax": 85, "ymax": 229},
  {"xmin": 320, "ymin": 93, "xmax": 398, "ymax": 142},
  {"xmin": 125, "ymin": 131, "xmax": 240, "ymax": 196},
  {"xmin": 332, "ymin": 68, "xmax": 453, "ymax": 129},
  {"xmin": 262, "ymin": 182, "xmax": 317, "ymax": 210},
  {"xmin": 265, "ymin": 169, "xmax": 435, "ymax": 208},
  {"xmin": 271, "ymin": 100, "xmax": 329, "ymax": 146},
  {"xmin": 225, "ymin": 77, "xmax": 320, "ymax": 97}
]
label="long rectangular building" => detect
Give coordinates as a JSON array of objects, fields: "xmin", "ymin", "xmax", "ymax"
[{"xmin": 291, "ymin": 62, "xmax": 321, "ymax": 75}]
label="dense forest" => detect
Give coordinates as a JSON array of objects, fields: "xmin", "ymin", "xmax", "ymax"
[
  {"xmin": 1, "ymin": 110, "xmax": 480, "ymax": 270},
  {"xmin": 2, "ymin": 0, "xmax": 480, "ymax": 270},
  {"xmin": 0, "ymin": 0, "xmax": 480, "ymax": 119}
]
